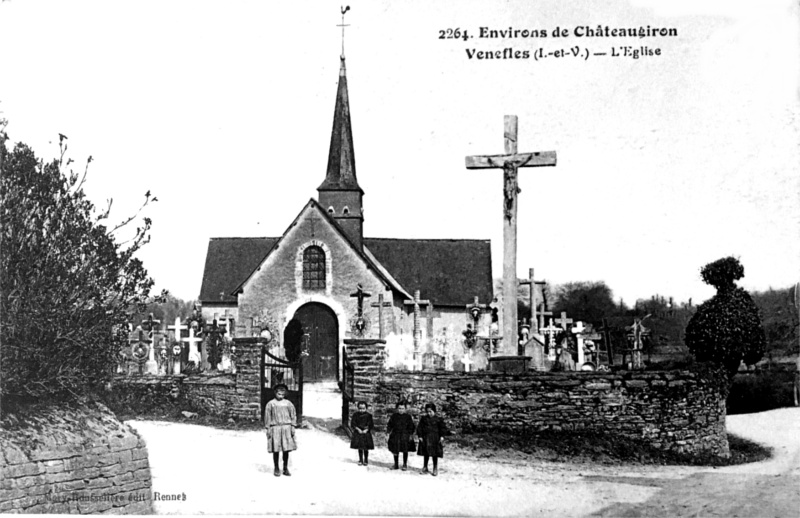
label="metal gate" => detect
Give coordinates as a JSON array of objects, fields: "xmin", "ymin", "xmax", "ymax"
[
  {"xmin": 341, "ymin": 347, "xmax": 355, "ymax": 434},
  {"xmin": 261, "ymin": 347, "xmax": 303, "ymax": 422}
]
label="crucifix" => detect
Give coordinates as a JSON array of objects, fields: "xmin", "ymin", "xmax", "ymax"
[
  {"xmin": 466, "ymin": 295, "xmax": 487, "ymax": 329},
  {"xmin": 370, "ymin": 293, "xmax": 393, "ymax": 340},
  {"xmin": 350, "ymin": 283, "xmax": 371, "ymax": 335},
  {"xmin": 466, "ymin": 115, "xmax": 557, "ymax": 355},
  {"xmin": 403, "ymin": 290, "xmax": 430, "ymax": 362}
]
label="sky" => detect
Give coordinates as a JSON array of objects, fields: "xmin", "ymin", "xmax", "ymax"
[{"xmin": 1, "ymin": 0, "xmax": 798, "ymax": 307}]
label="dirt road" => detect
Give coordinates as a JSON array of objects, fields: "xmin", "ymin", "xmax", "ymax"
[{"xmin": 128, "ymin": 387, "xmax": 799, "ymax": 516}]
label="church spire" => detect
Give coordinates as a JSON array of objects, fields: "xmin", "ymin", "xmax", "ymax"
[
  {"xmin": 318, "ymin": 56, "xmax": 362, "ymax": 193},
  {"xmin": 318, "ymin": 8, "xmax": 364, "ymax": 250}
]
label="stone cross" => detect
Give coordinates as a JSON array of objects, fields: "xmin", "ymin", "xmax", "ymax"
[
  {"xmin": 554, "ymin": 312, "xmax": 573, "ymax": 333},
  {"xmin": 519, "ymin": 268, "xmax": 546, "ymax": 334},
  {"xmin": 181, "ymin": 327, "xmax": 203, "ymax": 365},
  {"xmin": 168, "ymin": 317, "xmax": 188, "ymax": 342},
  {"xmin": 466, "ymin": 115, "xmax": 557, "ymax": 354},
  {"xmin": 598, "ymin": 318, "xmax": 615, "ymax": 366},
  {"xmin": 370, "ymin": 294, "xmax": 393, "ymax": 339},
  {"xmin": 218, "ymin": 309, "xmax": 235, "ymax": 336},
  {"xmin": 404, "ymin": 290, "xmax": 431, "ymax": 362},
  {"xmin": 461, "ymin": 353, "xmax": 474, "ymax": 372},
  {"xmin": 467, "ymin": 295, "xmax": 487, "ymax": 328},
  {"xmin": 540, "ymin": 318, "xmax": 560, "ymax": 359},
  {"xmin": 628, "ymin": 316, "xmax": 650, "ymax": 370},
  {"xmin": 572, "ymin": 321, "xmax": 586, "ymax": 367}
]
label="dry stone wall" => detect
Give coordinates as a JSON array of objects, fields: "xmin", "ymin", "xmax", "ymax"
[
  {"xmin": 111, "ymin": 339, "xmax": 263, "ymax": 421},
  {"xmin": 0, "ymin": 402, "xmax": 153, "ymax": 514},
  {"xmin": 369, "ymin": 368, "xmax": 729, "ymax": 457}
]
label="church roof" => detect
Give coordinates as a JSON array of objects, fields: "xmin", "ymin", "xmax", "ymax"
[
  {"xmin": 198, "ymin": 235, "xmax": 493, "ymax": 308},
  {"xmin": 199, "ymin": 237, "xmax": 278, "ymax": 303},
  {"xmin": 318, "ymin": 57, "xmax": 363, "ymax": 194},
  {"xmin": 363, "ymin": 238, "xmax": 493, "ymax": 307}
]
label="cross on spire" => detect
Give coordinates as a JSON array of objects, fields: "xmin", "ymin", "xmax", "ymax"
[{"xmin": 338, "ymin": 6, "xmax": 351, "ymax": 59}]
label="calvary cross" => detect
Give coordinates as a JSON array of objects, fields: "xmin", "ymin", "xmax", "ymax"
[{"xmin": 466, "ymin": 115, "xmax": 557, "ymax": 355}]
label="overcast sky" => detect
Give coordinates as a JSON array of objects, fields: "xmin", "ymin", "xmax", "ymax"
[{"xmin": 1, "ymin": 0, "xmax": 798, "ymax": 307}]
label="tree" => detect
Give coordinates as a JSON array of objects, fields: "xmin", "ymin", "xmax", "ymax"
[
  {"xmin": 0, "ymin": 134, "xmax": 162, "ymax": 410},
  {"xmin": 551, "ymin": 281, "xmax": 619, "ymax": 325},
  {"xmin": 684, "ymin": 257, "xmax": 766, "ymax": 381}
]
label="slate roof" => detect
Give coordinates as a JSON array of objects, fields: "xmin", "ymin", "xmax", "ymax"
[
  {"xmin": 198, "ymin": 236, "xmax": 493, "ymax": 308},
  {"xmin": 364, "ymin": 238, "xmax": 493, "ymax": 307},
  {"xmin": 199, "ymin": 237, "xmax": 277, "ymax": 303},
  {"xmin": 318, "ymin": 57, "xmax": 362, "ymax": 194}
]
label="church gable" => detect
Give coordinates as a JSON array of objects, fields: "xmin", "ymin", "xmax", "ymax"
[{"xmin": 235, "ymin": 200, "xmax": 388, "ymax": 306}]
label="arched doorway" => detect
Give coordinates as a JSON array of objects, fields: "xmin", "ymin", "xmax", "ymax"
[{"xmin": 293, "ymin": 302, "xmax": 339, "ymax": 382}]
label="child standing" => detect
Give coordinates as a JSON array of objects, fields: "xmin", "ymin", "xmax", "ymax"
[
  {"xmin": 386, "ymin": 401, "xmax": 415, "ymax": 471},
  {"xmin": 416, "ymin": 402, "xmax": 448, "ymax": 476},
  {"xmin": 265, "ymin": 383, "xmax": 297, "ymax": 477},
  {"xmin": 349, "ymin": 401, "xmax": 374, "ymax": 466}
]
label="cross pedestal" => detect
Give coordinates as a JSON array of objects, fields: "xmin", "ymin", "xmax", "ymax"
[{"xmin": 467, "ymin": 115, "xmax": 557, "ymax": 356}]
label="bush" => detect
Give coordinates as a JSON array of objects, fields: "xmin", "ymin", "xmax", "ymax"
[
  {"xmin": 0, "ymin": 134, "xmax": 161, "ymax": 410},
  {"xmin": 684, "ymin": 257, "xmax": 766, "ymax": 381}
]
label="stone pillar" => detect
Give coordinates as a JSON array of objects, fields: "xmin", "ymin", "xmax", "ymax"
[
  {"xmin": 231, "ymin": 337, "xmax": 265, "ymax": 420},
  {"xmin": 342, "ymin": 340, "xmax": 387, "ymax": 428}
]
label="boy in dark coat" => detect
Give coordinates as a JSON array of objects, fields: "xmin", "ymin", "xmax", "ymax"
[
  {"xmin": 349, "ymin": 401, "xmax": 374, "ymax": 465},
  {"xmin": 386, "ymin": 401, "xmax": 415, "ymax": 470},
  {"xmin": 416, "ymin": 402, "xmax": 448, "ymax": 476}
]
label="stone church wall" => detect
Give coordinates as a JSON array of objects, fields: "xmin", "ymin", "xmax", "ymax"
[
  {"xmin": 236, "ymin": 208, "xmax": 390, "ymax": 368},
  {"xmin": 370, "ymin": 369, "xmax": 729, "ymax": 457},
  {"xmin": 0, "ymin": 402, "xmax": 153, "ymax": 514}
]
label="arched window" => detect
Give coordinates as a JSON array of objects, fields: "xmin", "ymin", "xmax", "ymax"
[{"xmin": 302, "ymin": 246, "xmax": 326, "ymax": 290}]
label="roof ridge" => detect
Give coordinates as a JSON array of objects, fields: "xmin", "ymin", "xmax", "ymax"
[
  {"xmin": 364, "ymin": 237, "xmax": 491, "ymax": 242},
  {"xmin": 209, "ymin": 236, "xmax": 277, "ymax": 240}
]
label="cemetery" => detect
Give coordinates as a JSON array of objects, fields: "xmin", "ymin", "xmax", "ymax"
[{"xmin": 1, "ymin": 5, "xmax": 798, "ymax": 516}]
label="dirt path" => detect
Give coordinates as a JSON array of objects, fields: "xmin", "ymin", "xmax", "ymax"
[{"xmin": 128, "ymin": 386, "xmax": 800, "ymax": 516}]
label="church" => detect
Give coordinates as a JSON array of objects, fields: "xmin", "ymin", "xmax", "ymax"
[{"xmin": 198, "ymin": 55, "xmax": 496, "ymax": 381}]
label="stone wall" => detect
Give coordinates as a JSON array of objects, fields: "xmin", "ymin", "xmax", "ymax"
[
  {"xmin": 371, "ymin": 368, "xmax": 729, "ymax": 457},
  {"xmin": 111, "ymin": 338, "xmax": 263, "ymax": 421},
  {"xmin": 0, "ymin": 402, "xmax": 153, "ymax": 514}
]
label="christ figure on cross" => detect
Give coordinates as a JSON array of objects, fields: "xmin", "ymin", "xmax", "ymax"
[{"xmin": 466, "ymin": 115, "xmax": 557, "ymax": 355}]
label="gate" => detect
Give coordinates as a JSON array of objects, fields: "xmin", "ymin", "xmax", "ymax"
[
  {"xmin": 341, "ymin": 347, "xmax": 355, "ymax": 434},
  {"xmin": 261, "ymin": 347, "xmax": 303, "ymax": 423}
]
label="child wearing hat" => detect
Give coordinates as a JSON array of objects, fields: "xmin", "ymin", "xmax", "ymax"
[{"xmin": 265, "ymin": 383, "xmax": 297, "ymax": 477}]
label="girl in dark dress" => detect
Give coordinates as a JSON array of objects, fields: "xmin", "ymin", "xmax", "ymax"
[
  {"xmin": 416, "ymin": 402, "xmax": 448, "ymax": 476},
  {"xmin": 386, "ymin": 401, "xmax": 416, "ymax": 471},
  {"xmin": 349, "ymin": 401, "xmax": 375, "ymax": 466}
]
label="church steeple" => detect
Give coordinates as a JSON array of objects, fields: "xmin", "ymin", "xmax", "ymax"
[{"xmin": 318, "ymin": 55, "xmax": 365, "ymax": 250}]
